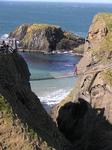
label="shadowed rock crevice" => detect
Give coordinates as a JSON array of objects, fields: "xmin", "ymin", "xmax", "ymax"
[{"xmin": 57, "ymin": 98, "xmax": 112, "ymax": 150}]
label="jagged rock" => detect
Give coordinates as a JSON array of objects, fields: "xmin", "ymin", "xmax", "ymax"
[
  {"xmin": 9, "ymin": 24, "xmax": 30, "ymax": 41},
  {"xmin": 9, "ymin": 24, "xmax": 85, "ymax": 53},
  {"xmin": 56, "ymin": 32, "xmax": 85, "ymax": 53}
]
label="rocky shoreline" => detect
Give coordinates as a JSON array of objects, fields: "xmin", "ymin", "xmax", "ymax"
[{"xmin": 19, "ymin": 48, "xmax": 84, "ymax": 56}]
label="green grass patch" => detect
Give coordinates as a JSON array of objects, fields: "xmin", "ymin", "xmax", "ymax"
[
  {"xmin": 90, "ymin": 13, "xmax": 112, "ymax": 60},
  {"xmin": 0, "ymin": 95, "xmax": 13, "ymax": 123}
]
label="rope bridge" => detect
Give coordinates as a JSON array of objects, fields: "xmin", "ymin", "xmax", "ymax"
[{"xmin": 30, "ymin": 72, "xmax": 76, "ymax": 81}]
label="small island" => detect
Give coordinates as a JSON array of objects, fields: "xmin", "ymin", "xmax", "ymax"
[{"xmin": 9, "ymin": 23, "xmax": 85, "ymax": 55}]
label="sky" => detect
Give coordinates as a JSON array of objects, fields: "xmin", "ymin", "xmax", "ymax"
[{"xmin": 1, "ymin": 0, "xmax": 112, "ymax": 3}]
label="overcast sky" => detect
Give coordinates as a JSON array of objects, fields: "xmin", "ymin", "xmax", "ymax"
[{"xmin": 1, "ymin": 0, "xmax": 112, "ymax": 3}]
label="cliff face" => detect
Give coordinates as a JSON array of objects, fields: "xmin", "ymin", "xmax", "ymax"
[
  {"xmin": 9, "ymin": 24, "xmax": 85, "ymax": 52},
  {"xmin": 0, "ymin": 53, "xmax": 73, "ymax": 150},
  {"xmin": 77, "ymin": 13, "xmax": 112, "ymax": 123},
  {"xmin": 52, "ymin": 13, "xmax": 112, "ymax": 150}
]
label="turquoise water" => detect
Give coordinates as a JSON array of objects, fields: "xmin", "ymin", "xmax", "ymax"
[
  {"xmin": 30, "ymin": 78, "xmax": 77, "ymax": 112},
  {"xmin": 21, "ymin": 52, "xmax": 80, "ymax": 111},
  {"xmin": 20, "ymin": 52, "xmax": 81, "ymax": 80}
]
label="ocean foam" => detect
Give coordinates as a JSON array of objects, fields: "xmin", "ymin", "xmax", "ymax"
[
  {"xmin": 1, "ymin": 33, "xmax": 9, "ymax": 39},
  {"xmin": 39, "ymin": 89, "xmax": 71, "ymax": 113},
  {"xmin": 30, "ymin": 77, "xmax": 76, "ymax": 113}
]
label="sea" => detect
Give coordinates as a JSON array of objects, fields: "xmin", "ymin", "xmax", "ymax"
[{"xmin": 0, "ymin": 1, "xmax": 112, "ymax": 111}]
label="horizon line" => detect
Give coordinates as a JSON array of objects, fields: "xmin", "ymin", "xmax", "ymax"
[{"xmin": 0, "ymin": 0, "xmax": 112, "ymax": 4}]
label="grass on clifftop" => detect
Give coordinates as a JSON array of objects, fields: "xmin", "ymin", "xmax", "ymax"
[
  {"xmin": 0, "ymin": 95, "xmax": 12, "ymax": 119},
  {"xmin": 101, "ymin": 15, "xmax": 112, "ymax": 52},
  {"xmin": 94, "ymin": 13, "xmax": 112, "ymax": 31},
  {"xmin": 103, "ymin": 69, "xmax": 112, "ymax": 86},
  {"xmin": 0, "ymin": 95, "xmax": 48, "ymax": 148},
  {"xmin": 22, "ymin": 23, "xmax": 60, "ymax": 45},
  {"xmin": 89, "ymin": 13, "xmax": 112, "ymax": 62},
  {"xmin": 27, "ymin": 24, "xmax": 59, "ymax": 32},
  {"xmin": 95, "ymin": 13, "xmax": 112, "ymax": 53}
]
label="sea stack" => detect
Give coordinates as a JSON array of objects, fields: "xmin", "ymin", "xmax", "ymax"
[{"xmin": 9, "ymin": 24, "xmax": 85, "ymax": 53}]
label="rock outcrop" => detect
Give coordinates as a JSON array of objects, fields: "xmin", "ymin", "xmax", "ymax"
[
  {"xmin": 0, "ymin": 52, "xmax": 73, "ymax": 150},
  {"xmin": 51, "ymin": 13, "xmax": 112, "ymax": 150},
  {"xmin": 9, "ymin": 24, "xmax": 85, "ymax": 53}
]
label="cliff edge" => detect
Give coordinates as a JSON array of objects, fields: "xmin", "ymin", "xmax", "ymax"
[{"xmin": 0, "ymin": 52, "xmax": 73, "ymax": 150}]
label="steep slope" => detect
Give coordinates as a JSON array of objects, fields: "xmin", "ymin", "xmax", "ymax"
[
  {"xmin": 9, "ymin": 24, "xmax": 85, "ymax": 53},
  {"xmin": 51, "ymin": 13, "xmax": 112, "ymax": 150},
  {"xmin": 55, "ymin": 13, "xmax": 112, "ymax": 124},
  {"xmin": 0, "ymin": 52, "xmax": 73, "ymax": 150}
]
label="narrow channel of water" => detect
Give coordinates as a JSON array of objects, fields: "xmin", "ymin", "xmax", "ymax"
[{"xmin": 20, "ymin": 52, "xmax": 81, "ymax": 112}]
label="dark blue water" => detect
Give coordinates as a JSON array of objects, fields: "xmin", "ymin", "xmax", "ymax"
[{"xmin": 0, "ymin": 2, "xmax": 112, "ymax": 37}]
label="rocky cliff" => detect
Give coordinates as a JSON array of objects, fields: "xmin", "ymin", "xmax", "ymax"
[
  {"xmin": 2, "ymin": 13, "xmax": 112, "ymax": 150},
  {"xmin": 0, "ymin": 52, "xmax": 73, "ymax": 150},
  {"xmin": 52, "ymin": 13, "xmax": 112, "ymax": 150},
  {"xmin": 77, "ymin": 13, "xmax": 112, "ymax": 123},
  {"xmin": 9, "ymin": 24, "xmax": 85, "ymax": 53}
]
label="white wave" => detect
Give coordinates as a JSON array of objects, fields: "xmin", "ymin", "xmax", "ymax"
[
  {"xmin": 30, "ymin": 76, "xmax": 75, "ymax": 113},
  {"xmin": 39, "ymin": 89, "xmax": 71, "ymax": 113},
  {"xmin": 1, "ymin": 33, "xmax": 9, "ymax": 39}
]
